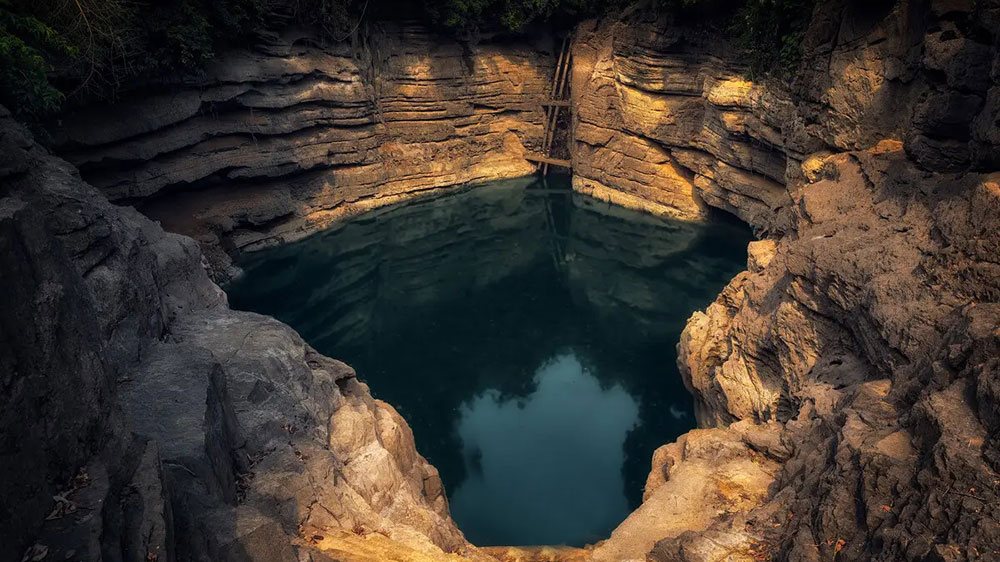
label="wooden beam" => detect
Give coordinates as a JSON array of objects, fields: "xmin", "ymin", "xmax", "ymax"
[
  {"xmin": 525, "ymin": 188, "xmax": 574, "ymax": 194},
  {"xmin": 539, "ymin": 100, "xmax": 570, "ymax": 107},
  {"xmin": 524, "ymin": 154, "xmax": 571, "ymax": 168}
]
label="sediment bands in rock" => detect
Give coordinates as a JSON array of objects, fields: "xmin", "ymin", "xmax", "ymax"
[
  {"xmin": 569, "ymin": 0, "xmax": 1000, "ymax": 234},
  {"xmin": 58, "ymin": 23, "xmax": 555, "ymax": 278},
  {"xmin": 0, "ymin": 106, "xmax": 495, "ymax": 562},
  {"xmin": 567, "ymin": 2, "xmax": 1000, "ymax": 561}
]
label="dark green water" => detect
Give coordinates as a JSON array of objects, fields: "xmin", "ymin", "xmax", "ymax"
[{"xmin": 225, "ymin": 175, "xmax": 753, "ymax": 547}]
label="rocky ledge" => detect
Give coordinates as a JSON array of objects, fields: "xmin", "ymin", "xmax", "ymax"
[
  {"xmin": 57, "ymin": 23, "xmax": 555, "ymax": 279},
  {"xmin": 570, "ymin": 1, "xmax": 1000, "ymax": 560}
]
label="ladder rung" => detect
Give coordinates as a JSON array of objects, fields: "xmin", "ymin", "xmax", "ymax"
[
  {"xmin": 539, "ymin": 34, "xmax": 573, "ymax": 175},
  {"xmin": 525, "ymin": 154, "xmax": 571, "ymax": 168},
  {"xmin": 526, "ymin": 188, "xmax": 573, "ymax": 194}
]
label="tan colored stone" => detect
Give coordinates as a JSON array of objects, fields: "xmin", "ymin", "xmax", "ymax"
[
  {"xmin": 746, "ymin": 239, "xmax": 776, "ymax": 273},
  {"xmin": 588, "ymin": 429, "xmax": 777, "ymax": 562}
]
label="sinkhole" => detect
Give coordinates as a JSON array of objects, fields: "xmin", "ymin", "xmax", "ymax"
[{"xmin": 225, "ymin": 174, "xmax": 753, "ymax": 547}]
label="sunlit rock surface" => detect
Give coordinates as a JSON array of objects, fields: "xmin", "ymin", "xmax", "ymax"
[
  {"xmin": 570, "ymin": 2, "xmax": 1000, "ymax": 561},
  {"xmin": 570, "ymin": 18, "xmax": 790, "ymax": 230},
  {"xmin": 57, "ymin": 23, "xmax": 555, "ymax": 279}
]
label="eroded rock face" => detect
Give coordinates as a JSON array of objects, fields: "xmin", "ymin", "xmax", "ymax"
[
  {"xmin": 669, "ymin": 143, "xmax": 1000, "ymax": 562},
  {"xmin": 570, "ymin": 16, "xmax": 793, "ymax": 232},
  {"xmin": 570, "ymin": 0, "xmax": 1000, "ymax": 229},
  {"xmin": 570, "ymin": 1, "xmax": 1000, "ymax": 560},
  {"xmin": 589, "ymin": 427, "xmax": 779, "ymax": 562},
  {"xmin": 0, "ymin": 109, "xmax": 491, "ymax": 562},
  {"xmin": 57, "ymin": 23, "xmax": 555, "ymax": 279}
]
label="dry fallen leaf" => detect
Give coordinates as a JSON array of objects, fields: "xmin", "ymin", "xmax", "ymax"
[
  {"xmin": 45, "ymin": 493, "xmax": 78, "ymax": 520},
  {"xmin": 21, "ymin": 543, "xmax": 48, "ymax": 562},
  {"xmin": 71, "ymin": 471, "xmax": 90, "ymax": 490}
]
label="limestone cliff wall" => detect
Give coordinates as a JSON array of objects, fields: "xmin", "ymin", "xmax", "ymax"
[
  {"xmin": 571, "ymin": 1, "xmax": 1000, "ymax": 561},
  {"xmin": 570, "ymin": 16, "xmax": 792, "ymax": 231},
  {"xmin": 0, "ymin": 108, "xmax": 497, "ymax": 562},
  {"xmin": 58, "ymin": 23, "xmax": 555, "ymax": 278},
  {"xmin": 570, "ymin": 0, "xmax": 999, "ymax": 230}
]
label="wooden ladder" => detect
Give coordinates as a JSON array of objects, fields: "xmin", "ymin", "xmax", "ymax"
[{"xmin": 531, "ymin": 34, "xmax": 573, "ymax": 175}]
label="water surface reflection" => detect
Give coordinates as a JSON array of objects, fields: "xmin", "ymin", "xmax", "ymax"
[
  {"xmin": 226, "ymin": 175, "xmax": 753, "ymax": 546},
  {"xmin": 452, "ymin": 353, "xmax": 638, "ymax": 546}
]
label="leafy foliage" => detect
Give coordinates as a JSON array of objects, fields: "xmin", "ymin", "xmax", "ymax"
[
  {"xmin": 729, "ymin": 0, "xmax": 815, "ymax": 79},
  {"xmin": 0, "ymin": 0, "xmax": 268, "ymax": 129},
  {"xmin": 0, "ymin": 5, "xmax": 76, "ymax": 124}
]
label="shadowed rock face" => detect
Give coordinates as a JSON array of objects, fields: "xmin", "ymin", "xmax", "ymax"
[{"xmin": 0, "ymin": 108, "xmax": 501, "ymax": 562}]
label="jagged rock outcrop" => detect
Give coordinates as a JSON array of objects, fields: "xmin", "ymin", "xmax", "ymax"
[
  {"xmin": 0, "ymin": 108, "xmax": 495, "ymax": 562},
  {"xmin": 668, "ymin": 140, "xmax": 1000, "ymax": 562},
  {"xmin": 568, "ymin": 1, "xmax": 1000, "ymax": 560},
  {"xmin": 57, "ymin": 23, "xmax": 555, "ymax": 279},
  {"xmin": 570, "ymin": 16, "xmax": 793, "ymax": 231}
]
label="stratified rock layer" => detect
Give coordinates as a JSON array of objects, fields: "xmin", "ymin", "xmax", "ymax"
[
  {"xmin": 570, "ymin": 17, "xmax": 792, "ymax": 230},
  {"xmin": 0, "ymin": 108, "xmax": 493, "ymax": 562},
  {"xmin": 569, "ymin": 1, "xmax": 1000, "ymax": 561},
  {"xmin": 59, "ymin": 23, "xmax": 554, "ymax": 278}
]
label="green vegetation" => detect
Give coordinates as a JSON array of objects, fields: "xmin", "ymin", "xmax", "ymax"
[
  {"xmin": 728, "ymin": 0, "xmax": 816, "ymax": 79},
  {"xmin": 0, "ymin": 0, "xmax": 268, "ymax": 130},
  {"xmin": 0, "ymin": 7, "xmax": 75, "ymax": 123},
  {"xmin": 424, "ymin": 0, "xmax": 816, "ymax": 78}
]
